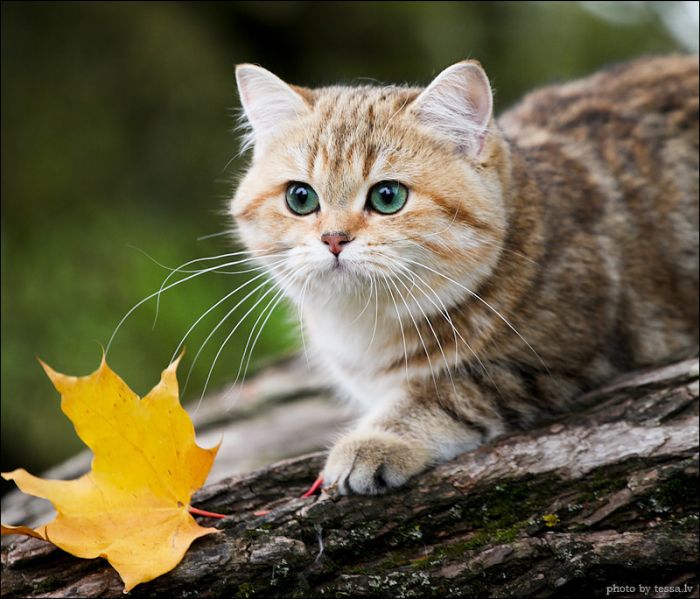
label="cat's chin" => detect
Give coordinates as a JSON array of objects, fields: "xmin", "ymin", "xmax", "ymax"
[
  {"xmin": 320, "ymin": 256, "xmax": 370, "ymax": 278},
  {"xmin": 298, "ymin": 259, "xmax": 378, "ymax": 293},
  {"xmin": 329, "ymin": 258, "xmax": 344, "ymax": 272}
]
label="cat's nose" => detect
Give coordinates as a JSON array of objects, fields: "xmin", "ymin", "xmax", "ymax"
[{"xmin": 321, "ymin": 232, "xmax": 352, "ymax": 256}]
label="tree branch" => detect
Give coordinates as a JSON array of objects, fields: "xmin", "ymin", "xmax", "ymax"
[{"xmin": 2, "ymin": 357, "xmax": 698, "ymax": 598}]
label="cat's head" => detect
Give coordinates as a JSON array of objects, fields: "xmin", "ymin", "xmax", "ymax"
[{"xmin": 231, "ymin": 61, "xmax": 509, "ymax": 312}]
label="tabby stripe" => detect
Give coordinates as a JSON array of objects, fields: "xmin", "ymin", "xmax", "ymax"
[
  {"xmin": 424, "ymin": 190, "xmax": 493, "ymax": 232},
  {"xmin": 234, "ymin": 182, "xmax": 288, "ymax": 221},
  {"xmin": 436, "ymin": 400, "xmax": 489, "ymax": 440}
]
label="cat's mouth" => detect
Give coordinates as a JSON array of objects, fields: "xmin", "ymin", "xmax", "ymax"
[
  {"xmin": 314, "ymin": 252, "xmax": 375, "ymax": 279},
  {"xmin": 322, "ymin": 254, "xmax": 386, "ymax": 280},
  {"xmin": 324, "ymin": 255, "xmax": 359, "ymax": 276}
]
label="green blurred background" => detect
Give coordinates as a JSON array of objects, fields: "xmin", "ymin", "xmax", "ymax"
[{"xmin": 1, "ymin": 1, "xmax": 697, "ymax": 495}]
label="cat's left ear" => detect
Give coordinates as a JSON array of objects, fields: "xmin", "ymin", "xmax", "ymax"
[
  {"xmin": 410, "ymin": 61, "xmax": 493, "ymax": 156},
  {"xmin": 235, "ymin": 64, "xmax": 311, "ymax": 152}
]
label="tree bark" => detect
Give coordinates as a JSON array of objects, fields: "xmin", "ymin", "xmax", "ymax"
[{"xmin": 1, "ymin": 357, "xmax": 698, "ymax": 598}]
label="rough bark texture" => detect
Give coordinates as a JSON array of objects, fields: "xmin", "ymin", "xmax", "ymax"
[{"xmin": 1, "ymin": 357, "xmax": 698, "ymax": 598}]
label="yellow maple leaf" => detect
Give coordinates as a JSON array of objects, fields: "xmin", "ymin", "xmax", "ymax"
[{"xmin": 1, "ymin": 356, "xmax": 220, "ymax": 592}]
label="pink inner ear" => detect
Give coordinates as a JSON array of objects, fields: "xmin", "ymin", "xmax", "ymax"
[
  {"xmin": 476, "ymin": 132, "xmax": 487, "ymax": 156},
  {"xmin": 235, "ymin": 65, "xmax": 309, "ymax": 146},
  {"xmin": 412, "ymin": 62, "xmax": 493, "ymax": 155},
  {"xmin": 463, "ymin": 67, "xmax": 493, "ymax": 130}
]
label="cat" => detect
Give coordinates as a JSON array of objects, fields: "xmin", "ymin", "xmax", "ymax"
[{"xmin": 230, "ymin": 55, "xmax": 699, "ymax": 495}]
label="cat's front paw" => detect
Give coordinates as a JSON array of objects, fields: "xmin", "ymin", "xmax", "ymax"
[{"xmin": 323, "ymin": 430, "xmax": 430, "ymax": 495}]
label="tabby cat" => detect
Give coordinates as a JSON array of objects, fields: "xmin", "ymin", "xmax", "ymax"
[{"xmin": 231, "ymin": 55, "xmax": 699, "ymax": 494}]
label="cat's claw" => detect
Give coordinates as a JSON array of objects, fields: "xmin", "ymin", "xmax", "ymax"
[{"xmin": 322, "ymin": 430, "xmax": 430, "ymax": 495}]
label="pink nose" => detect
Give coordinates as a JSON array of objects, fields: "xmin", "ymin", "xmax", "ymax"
[{"xmin": 321, "ymin": 232, "xmax": 352, "ymax": 256}]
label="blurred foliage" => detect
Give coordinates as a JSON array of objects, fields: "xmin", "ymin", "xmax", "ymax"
[{"xmin": 1, "ymin": 1, "xmax": 693, "ymax": 492}]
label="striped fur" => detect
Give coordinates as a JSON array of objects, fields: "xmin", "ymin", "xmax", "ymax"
[{"xmin": 231, "ymin": 56, "xmax": 699, "ymax": 494}]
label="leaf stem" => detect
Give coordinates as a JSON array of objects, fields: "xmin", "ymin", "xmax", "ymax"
[
  {"xmin": 301, "ymin": 475, "xmax": 324, "ymax": 498},
  {"xmin": 188, "ymin": 506, "xmax": 227, "ymax": 519}
]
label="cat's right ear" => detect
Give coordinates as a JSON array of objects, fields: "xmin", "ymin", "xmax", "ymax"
[
  {"xmin": 235, "ymin": 64, "xmax": 310, "ymax": 152},
  {"xmin": 410, "ymin": 61, "xmax": 493, "ymax": 156}
]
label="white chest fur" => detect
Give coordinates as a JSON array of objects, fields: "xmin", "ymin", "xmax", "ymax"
[{"xmin": 303, "ymin": 295, "xmax": 407, "ymax": 412}]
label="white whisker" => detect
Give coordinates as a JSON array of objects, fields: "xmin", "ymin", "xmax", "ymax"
[
  {"xmin": 230, "ymin": 283, "xmax": 291, "ymax": 404},
  {"xmin": 389, "ymin": 263, "xmax": 457, "ymax": 396},
  {"xmin": 197, "ymin": 230, "xmax": 234, "ymax": 241},
  {"xmin": 380, "ymin": 273, "xmax": 409, "ymax": 385},
  {"xmin": 390, "ymin": 259, "xmax": 503, "ymax": 397},
  {"xmin": 128, "ymin": 245, "xmax": 267, "ymax": 276},
  {"xmin": 402, "ymin": 257, "xmax": 549, "ymax": 373},
  {"xmin": 349, "ymin": 275, "xmax": 375, "ymax": 325},
  {"xmin": 385, "ymin": 272, "xmax": 440, "ymax": 397},
  {"xmin": 367, "ymin": 275, "xmax": 380, "ymax": 353},
  {"xmin": 153, "ymin": 250, "xmax": 283, "ymax": 328},
  {"xmin": 196, "ymin": 267, "xmax": 296, "ymax": 406},
  {"xmin": 170, "ymin": 259, "xmax": 287, "ymax": 364},
  {"xmin": 182, "ymin": 267, "xmax": 291, "ymax": 396},
  {"xmin": 105, "ymin": 253, "xmax": 281, "ymax": 356},
  {"xmin": 298, "ymin": 274, "xmax": 312, "ymax": 367}
]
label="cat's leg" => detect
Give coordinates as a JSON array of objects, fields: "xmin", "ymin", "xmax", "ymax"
[{"xmin": 323, "ymin": 380, "xmax": 504, "ymax": 495}]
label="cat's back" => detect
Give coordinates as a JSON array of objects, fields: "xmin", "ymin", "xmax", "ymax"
[
  {"xmin": 498, "ymin": 55, "xmax": 698, "ymax": 200},
  {"xmin": 499, "ymin": 55, "xmax": 698, "ymax": 367},
  {"xmin": 499, "ymin": 55, "xmax": 698, "ymax": 222},
  {"xmin": 499, "ymin": 54, "xmax": 698, "ymax": 147}
]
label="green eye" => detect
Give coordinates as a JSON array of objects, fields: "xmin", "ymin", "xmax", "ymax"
[
  {"xmin": 286, "ymin": 182, "xmax": 320, "ymax": 216},
  {"xmin": 368, "ymin": 181, "xmax": 408, "ymax": 215}
]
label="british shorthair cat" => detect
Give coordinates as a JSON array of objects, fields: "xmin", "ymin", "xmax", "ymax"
[{"xmin": 231, "ymin": 55, "xmax": 698, "ymax": 494}]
